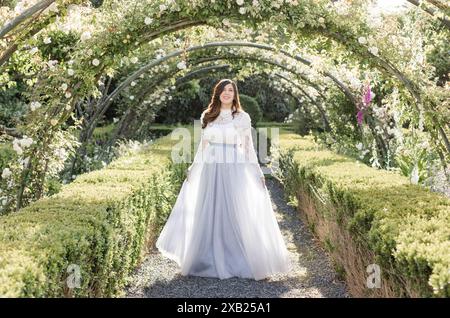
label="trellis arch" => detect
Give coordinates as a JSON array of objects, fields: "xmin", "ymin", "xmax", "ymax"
[
  {"xmin": 102, "ymin": 62, "xmax": 331, "ymax": 155},
  {"xmin": 78, "ymin": 44, "xmax": 350, "ymax": 164},
  {"xmin": 95, "ymin": 44, "xmax": 401, "ymax": 164},
  {"xmin": 70, "ymin": 40, "xmax": 357, "ymax": 140},
  {"xmin": 88, "ymin": 41, "xmax": 365, "ymax": 143}
]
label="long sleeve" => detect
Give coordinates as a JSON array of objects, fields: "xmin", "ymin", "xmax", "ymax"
[
  {"xmin": 187, "ymin": 111, "xmax": 209, "ymax": 173},
  {"xmin": 237, "ymin": 112, "xmax": 264, "ymax": 179}
]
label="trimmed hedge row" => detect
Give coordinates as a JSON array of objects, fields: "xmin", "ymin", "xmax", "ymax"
[
  {"xmin": 276, "ymin": 131, "xmax": 450, "ymax": 297},
  {"xmin": 0, "ymin": 130, "xmax": 185, "ymax": 297}
]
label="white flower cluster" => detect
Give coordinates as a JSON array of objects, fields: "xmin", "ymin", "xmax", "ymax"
[
  {"xmin": 309, "ymin": 55, "xmax": 324, "ymax": 73},
  {"xmin": 331, "ymin": 1, "xmax": 351, "ymax": 15},
  {"xmin": 356, "ymin": 142, "xmax": 370, "ymax": 159},
  {"xmin": 12, "ymin": 136, "xmax": 33, "ymax": 155},
  {"xmin": 53, "ymin": 147, "xmax": 68, "ymax": 161},
  {"xmin": 154, "ymin": 48, "xmax": 166, "ymax": 59},
  {"xmin": 1, "ymin": 168, "xmax": 12, "ymax": 179},
  {"xmin": 177, "ymin": 60, "xmax": 187, "ymax": 70},
  {"xmin": 284, "ymin": 113, "xmax": 294, "ymax": 124},
  {"xmin": 80, "ymin": 31, "xmax": 92, "ymax": 41},
  {"xmin": 357, "ymin": 36, "xmax": 379, "ymax": 56},
  {"xmin": 369, "ymin": 140, "xmax": 381, "ymax": 169},
  {"xmin": 145, "ymin": 17, "xmax": 153, "ymax": 25},
  {"xmin": 46, "ymin": 60, "xmax": 58, "ymax": 70},
  {"xmin": 30, "ymin": 101, "xmax": 42, "ymax": 111},
  {"xmin": 235, "ymin": 0, "xmax": 248, "ymax": 14}
]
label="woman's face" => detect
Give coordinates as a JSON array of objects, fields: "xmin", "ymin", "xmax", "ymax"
[{"xmin": 219, "ymin": 83, "xmax": 234, "ymax": 105}]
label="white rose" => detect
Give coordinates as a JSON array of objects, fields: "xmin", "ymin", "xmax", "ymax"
[
  {"xmin": 130, "ymin": 57, "xmax": 138, "ymax": 64},
  {"xmin": 65, "ymin": 91, "xmax": 72, "ymax": 98},
  {"xmin": 13, "ymin": 143, "xmax": 22, "ymax": 155},
  {"xmin": 80, "ymin": 31, "xmax": 91, "ymax": 41},
  {"xmin": 177, "ymin": 61, "xmax": 186, "ymax": 70},
  {"xmin": 239, "ymin": 7, "xmax": 246, "ymax": 14},
  {"xmin": 358, "ymin": 36, "xmax": 367, "ymax": 44},
  {"xmin": 236, "ymin": 0, "xmax": 244, "ymax": 5},
  {"xmin": 2, "ymin": 168, "xmax": 12, "ymax": 179},
  {"xmin": 30, "ymin": 101, "xmax": 42, "ymax": 111},
  {"xmin": 20, "ymin": 137, "xmax": 33, "ymax": 148},
  {"xmin": 92, "ymin": 59, "xmax": 100, "ymax": 66},
  {"xmin": 131, "ymin": 81, "xmax": 137, "ymax": 87},
  {"xmin": 368, "ymin": 46, "xmax": 379, "ymax": 55},
  {"xmin": 43, "ymin": 37, "xmax": 51, "ymax": 44},
  {"xmin": 144, "ymin": 17, "xmax": 153, "ymax": 25},
  {"xmin": 318, "ymin": 17, "xmax": 325, "ymax": 24},
  {"xmin": 159, "ymin": 4, "xmax": 167, "ymax": 12},
  {"xmin": 68, "ymin": 69, "xmax": 74, "ymax": 76},
  {"xmin": 60, "ymin": 83, "xmax": 68, "ymax": 91},
  {"xmin": 129, "ymin": 95, "xmax": 135, "ymax": 100},
  {"xmin": 47, "ymin": 60, "xmax": 58, "ymax": 69},
  {"xmin": 356, "ymin": 142, "xmax": 363, "ymax": 150},
  {"xmin": 50, "ymin": 119, "xmax": 58, "ymax": 126}
]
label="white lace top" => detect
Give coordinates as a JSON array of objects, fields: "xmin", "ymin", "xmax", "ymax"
[{"xmin": 188, "ymin": 108, "xmax": 264, "ymax": 179}]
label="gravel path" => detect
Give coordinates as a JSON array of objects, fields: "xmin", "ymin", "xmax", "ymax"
[{"xmin": 125, "ymin": 177, "xmax": 349, "ymax": 298}]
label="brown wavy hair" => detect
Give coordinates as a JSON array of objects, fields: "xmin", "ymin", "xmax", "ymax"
[{"xmin": 201, "ymin": 79, "xmax": 243, "ymax": 129}]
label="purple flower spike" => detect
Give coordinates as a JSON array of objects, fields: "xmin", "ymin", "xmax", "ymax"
[{"xmin": 357, "ymin": 109, "xmax": 364, "ymax": 125}]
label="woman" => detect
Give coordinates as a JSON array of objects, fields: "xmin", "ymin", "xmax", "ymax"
[{"xmin": 156, "ymin": 79, "xmax": 291, "ymax": 280}]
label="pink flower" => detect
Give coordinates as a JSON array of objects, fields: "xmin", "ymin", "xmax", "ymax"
[{"xmin": 357, "ymin": 109, "xmax": 364, "ymax": 125}]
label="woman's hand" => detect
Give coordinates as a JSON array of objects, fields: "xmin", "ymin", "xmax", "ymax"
[{"xmin": 186, "ymin": 167, "xmax": 192, "ymax": 182}]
